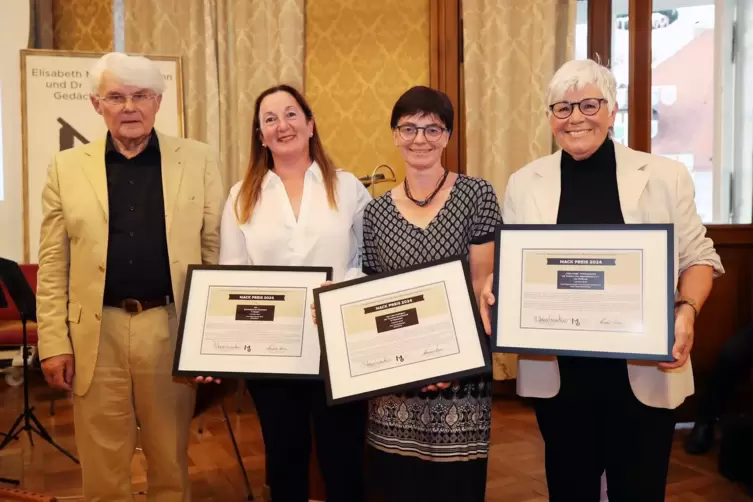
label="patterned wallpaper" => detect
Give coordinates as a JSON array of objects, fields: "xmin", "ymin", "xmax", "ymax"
[
  {"xmin": 305, "ymin": 0, "xmax": 431, "ymax": 194},
  {"xmin": 52, "ymin": 0, "xmax": 113, "ymax": 51}
]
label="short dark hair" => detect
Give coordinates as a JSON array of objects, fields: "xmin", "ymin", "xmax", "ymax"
[{"xmin": 390, "ymin": 86, "xmax": 454, "ymax": 136}]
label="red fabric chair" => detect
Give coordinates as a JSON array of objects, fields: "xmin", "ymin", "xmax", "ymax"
[{"xmin": 0, "ymin": 264, "xmax": 39, "ymax": 346}]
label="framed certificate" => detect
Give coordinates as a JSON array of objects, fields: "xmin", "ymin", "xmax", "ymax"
[
  {"xmin": 173, "ymin": 265, "xmax": 332, "ymax": 379},
  {"xmin": 491, "ymin": 224, "xmax": 675, "ymax": 361},
  {"xmin": 314, "ymin": 256, "xmax": 492, "ymax": 405}
]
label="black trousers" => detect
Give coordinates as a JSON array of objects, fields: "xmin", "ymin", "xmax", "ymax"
[
  {"xmin": 532, "ymin": 357, "xmax": 676, "ymax": 502},
  {"xmin": 247, "ymin": 379, "xmax": 367, "ymax": 502},
  {"xmin": 697, "ymin": 325, "xmax": 753, "ymax": 422}
]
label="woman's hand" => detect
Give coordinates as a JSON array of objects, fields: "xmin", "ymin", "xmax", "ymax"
[
  {"xmin": 195, "ymin": 376, "xmax": 222, "ymax": 384},
  {"xmin": 659, "ymin": 304, "xmax": 695, "ymax": 370},
  {"xmin": 310, "ymin": 281, "xmax": 333, "ymax": 326},
  {"xmin": 479, "ymin": 273, "xmax": 495, "ymax": 336},
  {"xmin": 421, "ymin": 381, "xmax": 454, "ymax": 392}
]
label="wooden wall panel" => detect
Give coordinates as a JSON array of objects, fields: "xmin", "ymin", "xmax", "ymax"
[
  {"xmin": 627, "ymin": 0, "xmax": 652, "ymax": 152},
  {"xmin": 430, "ymin": 0, "xmax": 464, "ymax": 173},
  {"xmin": 676, "ymin": 227, "xmax": 753, "ymax": 421},
  {"xmin": 587, "ymin": 0, "xmax": 611, "ymax": 64}
]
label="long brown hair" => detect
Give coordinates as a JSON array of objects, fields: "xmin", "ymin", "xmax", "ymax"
[{"xmin": 234, "ymin": 84, "xmax": 339, "ymax": 224}]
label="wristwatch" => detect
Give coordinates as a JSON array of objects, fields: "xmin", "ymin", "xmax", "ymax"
[{"xmin": 675, "ymin": 297, "xmax": 698, "ymax": 317}]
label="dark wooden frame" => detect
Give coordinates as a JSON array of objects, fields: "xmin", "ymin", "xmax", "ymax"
[{"xmin": 430, "ymin": 0, "xmax": 465, "ymax": 173}]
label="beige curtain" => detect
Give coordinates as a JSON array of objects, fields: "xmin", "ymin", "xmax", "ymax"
[
  {"xmin": 463, "ymin": 0, "xmax": 577, "ymax": 380},
  {"xmin": 123, "ymin": 0, "xmax": 305, "ymax": 189}
]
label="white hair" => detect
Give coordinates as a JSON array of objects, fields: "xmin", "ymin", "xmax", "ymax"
[
  {"xmin": 88, "ymin": 52, "xmax": 166, "ymax": 95},
  {"xmin": 545, "ymin": 58, "xmax": 618, "ymax": 114}
]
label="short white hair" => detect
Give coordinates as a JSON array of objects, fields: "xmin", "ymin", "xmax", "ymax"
[
  {"xmin": 545, "ymin": 58, "xmax": 617, "ymax": 114},
  {"xmin": 89, "ymin": 52, "xmax": 166, "ymax": 95}
]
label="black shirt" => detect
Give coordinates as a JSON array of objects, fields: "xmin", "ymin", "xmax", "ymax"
[
  {"xmin": 556, "ymin": 138, "xmax": 626, "ymax": 378},
  {"xmin": 103, "ymin": 131, "xmax": 173, "ymax": 304},
  {"xmin": 556, "ymin": 138, "xmax": 625, "ymax": 225}
]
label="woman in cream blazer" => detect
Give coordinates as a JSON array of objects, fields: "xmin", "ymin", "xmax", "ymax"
[{"xmin": 482, "ymin": 59, "xmax": 724, "ymax": 502}]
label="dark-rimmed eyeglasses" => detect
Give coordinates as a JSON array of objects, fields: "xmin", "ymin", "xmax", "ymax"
[
  {"xmin": 395, "ymin": 124, "xmax": 447, "ymax": 142},
  {"xmin": 549, "ymin": 98, "xmax": 607, "ymax": 119}
]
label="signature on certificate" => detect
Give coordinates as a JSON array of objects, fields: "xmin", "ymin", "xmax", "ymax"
[
  {"xmin": 422, "ymin": 345, "xmax": 445, "ymax": 357},
  {"xmin": 533, "ymin": 314, "xmax": 578, "ymax": 325},
  {"xmin": 213, "ymin": 340, "xmax": 240, "ymax": 350},
  {"xmin": 599, "ymin": 317, "xmax": 624, "ymax": 326},
  {"xmin": 362, "ymin": 357, "xmax": 390, "ymax": 369}
]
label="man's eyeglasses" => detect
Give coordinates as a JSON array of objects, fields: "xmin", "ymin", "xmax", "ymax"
[
  {"xmin": 549, "ymin": 98, "xmax": 607, "ymax": 119},
  {"xmin": 395, "ymin": 124, "xmax": 447, "ymax": 142},
  {"xmin": 98, "ymin": 92, "xmax": 155, "ymax": 106}
]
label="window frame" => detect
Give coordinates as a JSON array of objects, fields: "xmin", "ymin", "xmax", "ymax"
[{"xmin": 594, "ymin": 0, "xmax": 753, "ymax": 226}]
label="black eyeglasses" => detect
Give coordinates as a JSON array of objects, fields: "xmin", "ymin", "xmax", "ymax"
[
  {"xmin": 395, "ymin": 124, "xmax": 447, "ymax": 142},
  {"xmin": 549, "ymin": 98, "xmax": 607, "ymax": 119}
]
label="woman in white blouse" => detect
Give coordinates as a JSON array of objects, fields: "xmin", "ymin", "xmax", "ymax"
[{"xmin": 214, "ymin": 84, "xmax": 371, "ymax": 501}]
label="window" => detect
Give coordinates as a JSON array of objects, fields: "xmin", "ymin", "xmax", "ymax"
[
  {"xmin": 576, "ymin": 1, "xmax": 588, "ymax": 60},
  {"xmin": 608, "ymin": 0, "xmax": 752, "ymax": 224},
  {"xmin": 650, "ymin": 3, "xmax": 716, "ymax": 223}
]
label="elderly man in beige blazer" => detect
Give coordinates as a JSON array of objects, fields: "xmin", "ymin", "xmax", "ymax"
[
  {"xmin": 36, "ymin": 52, "xmax": 223, "ymax": 501},
  {"xmin": 481, "ymin": 58, "xmax": 723, "ymax": 502}
]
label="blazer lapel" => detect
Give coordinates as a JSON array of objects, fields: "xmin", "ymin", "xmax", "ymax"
[
  {"xmin": 158, "ymin": 132, "xmax": 185, "ymax": 233},
  {"xmin": 614, "ymin": 143, "xmax": 649, "ymax": 223},
  {"xmin": 532, "ymin": 151, "xmax": 562, "ymax": 224},
  {"xmin": 81, "ymin": 140, "xmax": 109, "ymax": 221}
]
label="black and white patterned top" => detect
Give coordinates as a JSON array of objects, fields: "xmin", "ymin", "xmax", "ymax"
[{"xmin": 361, "ymin": 174, "xmax": 503, "ymax": 462}]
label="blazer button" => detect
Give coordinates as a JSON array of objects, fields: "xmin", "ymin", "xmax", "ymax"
[
  {"xmin": 95, "ymin": 313, "xmax": 101, "ymax": 321},
  {"xmin": 98, "ymin": 264, "xmax": 105, "ymax": 272}
]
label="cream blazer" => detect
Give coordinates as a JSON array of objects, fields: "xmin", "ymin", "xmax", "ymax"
[
  {"xmin": 502, "ymin": 142, "xmax": 724, "ymax": 409},
  {"xmin": 36, "ymin": 131, "xmax": 224, "ymax": 396}
]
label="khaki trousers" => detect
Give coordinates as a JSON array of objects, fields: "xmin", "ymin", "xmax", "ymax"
[{"xmin": 73, "ymin": 305, "xmax": 196, "ymax": 502}]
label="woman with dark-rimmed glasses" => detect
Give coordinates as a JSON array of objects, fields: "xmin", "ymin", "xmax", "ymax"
[
  {"xmin": 360, "ymin": 85, "xmax": 502, "ymax": 502},
  {"xmin": 479, "ymin": 58, "xmax": 723, "ymax": 502}
]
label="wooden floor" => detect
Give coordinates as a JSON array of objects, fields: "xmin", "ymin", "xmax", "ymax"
[{"xmin": 0, "ymin": 372, "xmax": 750, "ymax": 501}]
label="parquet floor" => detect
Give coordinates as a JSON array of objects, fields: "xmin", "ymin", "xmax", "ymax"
[{"xmin": 0, "ymin": 372, "xmax": 750, "ymax": 501}]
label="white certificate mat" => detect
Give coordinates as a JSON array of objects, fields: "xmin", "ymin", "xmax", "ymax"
[
  {"xmin": 315, "ymin": 257, "xmax": 492, "ymax": 405},
  {"xmin": 173, "ymin": 265, "xmax": 332, "ymax": 378},
  {"xmin": 492, "ymin": 225, "xmax": 674, "ymax": 361}
]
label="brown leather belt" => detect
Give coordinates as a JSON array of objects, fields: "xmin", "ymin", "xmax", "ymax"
[{"xmin": 106, "ymin": 296, "xmax": 172, "ymax": 313}]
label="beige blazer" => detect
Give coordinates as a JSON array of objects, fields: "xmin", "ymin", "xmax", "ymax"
[
  {"xmin": 502, "ymin": 142, "xmax": 724, "ymax": 409},
  {"xmin": 36, "ymin": 131, "xmax": 224, "ymax": 396}
]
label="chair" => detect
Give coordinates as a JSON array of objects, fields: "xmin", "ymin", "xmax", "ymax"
[{"xmin": 0, "ymin": 264, "xmax": 39, "ymax": 388}]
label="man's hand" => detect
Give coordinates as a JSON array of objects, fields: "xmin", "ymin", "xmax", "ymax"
[
  {"xmin": 41, "ymin": 354, "xmax": 75, "ymax": 391},
  {"xmin": 479, "ymin": 273, "xmax": 495, "ymax": 336},
  {"xmin": 659, "ymin": 304, "xmax": 695, "ymax": 370}
]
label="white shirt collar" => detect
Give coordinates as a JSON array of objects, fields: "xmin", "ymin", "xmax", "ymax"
[{"xmin": 261, "ymin": 160, "xmax": 324, "ymax": 190}]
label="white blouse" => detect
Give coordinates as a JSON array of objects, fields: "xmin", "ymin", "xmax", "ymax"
[{"xmin": 219, "ymin": 162, "xmax": 372, "ymax": 281}]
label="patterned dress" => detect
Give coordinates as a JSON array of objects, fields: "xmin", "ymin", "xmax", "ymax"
[{"xmin": 361, "ymin": 174, "xmax": 503, "ymax": 502}]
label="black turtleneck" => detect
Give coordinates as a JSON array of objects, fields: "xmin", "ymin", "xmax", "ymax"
[{"xmin": 556, "ymin": 138, "xmax": 624, "ymax": 225}]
